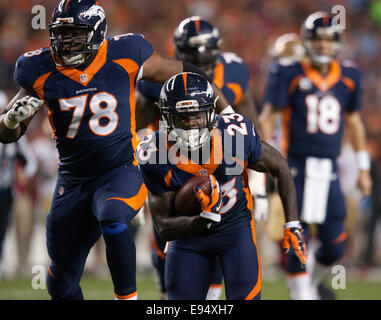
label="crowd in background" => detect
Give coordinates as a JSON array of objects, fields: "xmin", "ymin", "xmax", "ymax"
[{"xmin": 0, "ymin": 0, "xmax": 380, "ymax": 279}]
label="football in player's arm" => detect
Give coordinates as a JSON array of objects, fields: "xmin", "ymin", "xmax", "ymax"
[
  {"xmin": 147, "ymin": 140, "xmax": 303, "ymax": 240},
  {"xmin": 137, "ymin": 72, "xmax": 307, "ymax": 299},
  {"xmin": 0, "ymin": 0, "xmax": 232, "ymax": 301}
]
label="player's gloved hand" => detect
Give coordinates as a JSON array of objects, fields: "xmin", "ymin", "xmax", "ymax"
[
  {"xmin": 253, "ymin": 193, "xmax": 269, "ymax": 221},
  {"xmin": 4, "ymin": 96, "xmax": 43, "ymax": 129},
  {"xmin": 194, "ymin": 175, "xmax": 222, "ymax": 223},
  {"xmin": 281, "ymin": 221, "xmax": 308, "ymax": 267}
]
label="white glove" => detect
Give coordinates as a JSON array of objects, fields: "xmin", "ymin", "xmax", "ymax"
[
  {"xmin": 253, "ymin": 193, "xmax": 269, "ymax": 221},
  {"xmin": 4, "ymin": 96, "xmax": 43, "ymax": 129}
]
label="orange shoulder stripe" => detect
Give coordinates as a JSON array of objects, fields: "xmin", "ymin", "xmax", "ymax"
[
  {"xmin": 213, "ymin": 63, "xmax": 224, "ymax": 89},
  {"xmin": 33, "ymin": 71, "xmax": 52, "ymax": 100},
  {"xmin": 226, "ymin": 82, "xmax": 243, "ymax": 106},
  {"xmin": 342, "ymin": 77, "xmax": 355, "ymax": 91}
]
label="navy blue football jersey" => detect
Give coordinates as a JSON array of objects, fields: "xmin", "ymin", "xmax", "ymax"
[
  {"xmin": 263, "ymin": 59, "xmax": 362, "ymax": 158},
  {"xmin": 14, "ymin": 34, "xmax": 153, "ymax": 179},
  {"xmin": 137, "ymin": 114, "xmax": 261, "ymax": 233}
]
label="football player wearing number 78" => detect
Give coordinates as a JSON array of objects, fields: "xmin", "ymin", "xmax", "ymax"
[
  {"xmin": 260, "ymin": 12, "xmax": 372, "ymax": 299},
  {"xmin": 0, "ymin": 0, "xmax": 233, "ymax": 300},
  {"xmin": 137, "ymin": 72, "xmax": 307, "ymax": 300}
]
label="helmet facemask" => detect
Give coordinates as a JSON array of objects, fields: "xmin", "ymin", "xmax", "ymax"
[
  {"xmin": 301, "ymin": 12, "xmax": 342, "ymax": 67},
  {"xmin": 175, "ymin": 45, "xmax": 220, "ymax": 77},
  {"xmin": 161, "ymin": 101, "xmax": 217, "ymax": 151},
  {"xmin": 49, "ymin": 22, "xmax": 100, "ymax": 67},
  {"xmin": 304, "ymin": 29, "xmax": 341, "ymax": 66}
]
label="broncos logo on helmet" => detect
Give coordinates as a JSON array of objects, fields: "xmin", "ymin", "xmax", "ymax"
[
  {"xmin": 159, "ymin": 72, "xmax": 217, "ymax": 151},
  {"xmin": 49, "ymin": 0, "xmax": 107, "ymax": 67}
]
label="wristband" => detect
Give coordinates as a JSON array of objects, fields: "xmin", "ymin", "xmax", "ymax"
[
  {"xmin": 284, "ymin": 221, "xmax": 301, "ymax": 229},
  {"xmin": 356, "ymin": 150, "xmax": 370, "ymax": 171},
  {"xmin": 200, "ymin": 211, "xmax": 221, "ymax": 223}
]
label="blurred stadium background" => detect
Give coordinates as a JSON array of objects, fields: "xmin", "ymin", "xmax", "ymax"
[{"xmin": 0, "ymin": 0, "xmax": 380, "ymax": 299}]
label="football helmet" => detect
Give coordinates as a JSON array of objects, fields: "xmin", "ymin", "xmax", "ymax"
[
  {"xmin": 49, "ymin": 0, "xmax": 107, "ymax": 67},
  {"xmin": 270, "ymin": 33, "xmax": 305, "ymax": 63},
  {"xmin": 174, "ymin": 16, "xmax": 222, "ymax": 75},
  {"xmin": 301, "ymin": 11, "xmax": 342, "ymax": 65},
  {"xmin": 159, "ymin": 72, "xmax": 217, "ymax": 151}
]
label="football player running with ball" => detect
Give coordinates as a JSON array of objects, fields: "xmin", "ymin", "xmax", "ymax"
[
  {"xmin": 0, "ymin": 0, "xmax": 231, "ymax": 300},
  {"xmin": 260, "ymin": 12, "xmax": 372, "ymax": 299},
  {"xmin": 137, "ymin": 72, "xmax": 307, "ymax": 300},
  {"xmin": 136, "ymin": 16, "xmax": 264, "ymax": 300}
]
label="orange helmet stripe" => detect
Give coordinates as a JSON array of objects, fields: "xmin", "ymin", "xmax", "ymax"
[
  {"xmin": 194, "ymin": 18, "xmax": 200, "ymax": 33},
  {"xmin": 182, "ymin": 72, "xmax": 188, "ymax": 94}
]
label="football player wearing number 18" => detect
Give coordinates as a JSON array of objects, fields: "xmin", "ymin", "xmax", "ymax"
[
  {"xmin": 137, "ymin": 72, "xmax": 307, "ymax": 300},
  {"xmin": 0, "ymin": 0, "xmax": 231, "ymax": 300},
  {"xmin": 260, "ymin": 12, "xmax": 372, "ymax": 299}
]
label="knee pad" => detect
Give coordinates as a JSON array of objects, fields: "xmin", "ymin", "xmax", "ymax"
[
  {"xmin": 101, "ymin": 221, "xmax": 128, "ymax": 236},
  {"xmin": 100, "ymin": 220, "xmax": 135, "ymax": 256}
]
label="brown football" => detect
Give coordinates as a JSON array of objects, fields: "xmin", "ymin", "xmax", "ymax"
[{"xmin": 174, "ymin": 175, "xmax": 212, "ymax": 216}]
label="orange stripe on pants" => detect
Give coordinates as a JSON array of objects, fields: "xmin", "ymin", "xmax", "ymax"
[{"xmin": 105, "ymin": 183, "xmax": 148, "ymax": 211}]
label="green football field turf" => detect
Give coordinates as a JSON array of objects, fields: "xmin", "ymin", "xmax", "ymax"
[{"xmin": 0, "ymin": 273, "xmax": 380, "ymax": 300}]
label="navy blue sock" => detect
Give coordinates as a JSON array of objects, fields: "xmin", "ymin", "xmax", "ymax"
[{"xmin": 47, "ymin": 265, "xmax": 84, "ymax": 300}]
